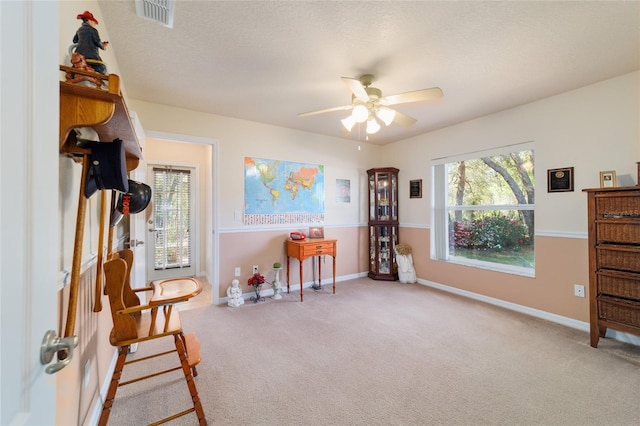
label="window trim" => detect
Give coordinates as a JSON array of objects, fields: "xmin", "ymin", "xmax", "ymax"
[{"xmin": 431, "ymin": 142, "xmax": 535, "ymax": 277}]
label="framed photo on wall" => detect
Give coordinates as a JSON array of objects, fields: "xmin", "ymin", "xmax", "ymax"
[
  {"xmin": 600, "ymin": 170, "xmax": 617, "ymax": 188},
  {"xmin": 410, "ymin": 179, "xmax": 422, "ymax": 198},
  {"xmin": 547, "ymin": 167, "xmax": 574, "ymax": 192},
  {"xmin": 336, "ymin": 179, "xmax": 351, "ymax": 203}
]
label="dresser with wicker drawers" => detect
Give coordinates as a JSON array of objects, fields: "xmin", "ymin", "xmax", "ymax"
[{"xmin": 584, "ymin": 186, "xmax": 640, "ymax": 347}]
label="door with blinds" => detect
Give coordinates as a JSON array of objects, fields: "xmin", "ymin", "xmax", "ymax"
[{"xmin": 147, "ymin": 165, "xmax": 196, "ymax": 281}]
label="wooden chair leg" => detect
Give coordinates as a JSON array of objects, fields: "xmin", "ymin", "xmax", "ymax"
[
  {"xmin": 175, "ymin": 334, "xmax": 206, "ymax": 425},
  {"xmin": 98, "ymin": 345, "xmax": 129, "ymax": 426},
  {"xmin": 180, "ymin": 332, "xmax": 200, "ymax": 377}
]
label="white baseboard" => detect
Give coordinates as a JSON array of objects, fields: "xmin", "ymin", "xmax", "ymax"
[
  {"xmin": 418, "ymin": 278, "xmax": 640, "ymax": 347},
  {"xmin": 218, "ymin": 271, "xmax": 368, "ymax": 306},
  {"xmin": 88, "ymin": 348, "xmax": 119, "ymax": 426}
]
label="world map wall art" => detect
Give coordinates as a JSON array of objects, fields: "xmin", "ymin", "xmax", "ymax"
[{"xmin": 244, "ymin": 157, "xmax": 325, "ymax": 225}]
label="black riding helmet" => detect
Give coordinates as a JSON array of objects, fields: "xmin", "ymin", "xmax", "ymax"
[{"xmin": 110, "ymin": 179, "xmax": 152, "ymax": 226}]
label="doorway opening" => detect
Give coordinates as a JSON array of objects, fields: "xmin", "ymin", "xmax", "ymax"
[{"xmin": 136, "ymin": 131, "xmax": 219, "ymax": 305}]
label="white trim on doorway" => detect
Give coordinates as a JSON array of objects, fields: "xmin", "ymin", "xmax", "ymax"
[{"xmin": 143, "ymin": 131, "xmax": 220, "ymax": 305}]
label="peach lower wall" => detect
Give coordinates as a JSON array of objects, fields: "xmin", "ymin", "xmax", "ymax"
[
  {"xmin": 219, "ymin": 225, "xmax": 589, "ymax": 323},
  {"xmin": 218, "ymin": 226, "xmax": 369, "ymax": 298},
  {"xmin": 399, "ymin": 227, "xmax": 590, "ymax": 322}
]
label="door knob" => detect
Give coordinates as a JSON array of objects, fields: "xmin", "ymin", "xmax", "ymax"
[{"xmin": 40, "ymin": 330, "xmax": 78, "ymax": 374}]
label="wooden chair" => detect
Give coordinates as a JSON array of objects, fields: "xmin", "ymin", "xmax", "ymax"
[{"xmin": 99, "ymin": 252, "xmax": 206, "ymax": 425}]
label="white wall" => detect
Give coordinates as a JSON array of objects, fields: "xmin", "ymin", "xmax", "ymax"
[
  {"xmin": 127, "ymin": 100, "xmax": 380, "ymax": 231},
  {"xmin": 384, "ymin": 71, "xmax": 640, "ymax": 234}
]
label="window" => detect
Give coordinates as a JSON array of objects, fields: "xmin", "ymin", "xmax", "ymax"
[
  {"xmin": 432, "ymin": 143, "xmax": 535, "ymax": 275},
  {"xmin": 151, "ymin": 167, "xmax": 193, "ymax": 271}
]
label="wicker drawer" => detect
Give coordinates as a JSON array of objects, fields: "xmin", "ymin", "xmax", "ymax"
[
  {"xmin": 596, "ymin": 192, "xmax": 640, "ymax": 217},
  {"xmin": 597, "ymin": 270, "xmax": 640, "ymax": 300},
  {"xmin": 596, "ymin": 221, "xmax": 640, "ymax": 244},
  {"xmin": 597, "ymin": 296, "xmax": 640, "ymax": 328},
  {"xmin": 596, "ymin": 244, "xmax": 640, "ymax": 272}
]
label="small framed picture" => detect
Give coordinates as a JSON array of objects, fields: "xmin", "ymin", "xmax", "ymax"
[
  {"xmin": 600, "ymin": 170, "xmax": 617, "ymax": 188},
  {"xmin": 308, "ymin": 226, "xmax": 324, "ymax": 239},
  {"xmin": 410, "ymin": 179, "xmax": 422, "ymax": 198},
  {"xmin": 336, "ymin": 179, "xmax": 351, "ymax": 203},
  {"xmin": 547, "ymin": 167, "xmax": 574, "ymax": 192}
]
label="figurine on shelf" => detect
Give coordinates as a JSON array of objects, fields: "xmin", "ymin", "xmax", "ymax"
[
  {"xmin": 66, "ymin": 48, "xmax": 104, "ymax": 88},
  {"xmin": 226, "ymin": 279, "xmax": 244, "ymax": 308},
  {"xmin": 72, "ymin": 11, "xmax": 109, "ymax": 75}
]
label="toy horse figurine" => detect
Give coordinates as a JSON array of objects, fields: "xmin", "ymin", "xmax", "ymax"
[{"xmin": 65, "ymin": 48, "xmax": 104, "ymax": 88}]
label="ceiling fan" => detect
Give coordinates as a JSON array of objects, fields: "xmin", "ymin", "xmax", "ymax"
[{"xmin": 298, "ymin": 74, "xmax": 443, "ymax": 135}]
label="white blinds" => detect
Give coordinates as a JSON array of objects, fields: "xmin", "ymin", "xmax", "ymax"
[{"xmin": 152, "ymin": 167, "xmax": 192, "ymax": 270}]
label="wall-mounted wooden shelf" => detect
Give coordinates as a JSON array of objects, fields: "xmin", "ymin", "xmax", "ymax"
[
  {"xmin": 59, "ymin": 65, "xmax": 143, "ymax": 347},
  {"xmin": 59, "ymin": 66, "xmax": 142, "ymax": 171}
]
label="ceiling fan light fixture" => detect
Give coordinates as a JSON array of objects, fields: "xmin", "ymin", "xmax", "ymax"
[
  {"xmin": 352, "ymin": 104, "xmax": 369, "ymax": 123},
  {"xmin": 341, "ymin": 115, "xmax": 357, "ymax": 132},
  {"xmin": 366, "ymin": 117, "xmax": 381, "ymax": 134},
  {"xmin": 376, "ymin": 107, "xmax": 396, "ymax": 126}
]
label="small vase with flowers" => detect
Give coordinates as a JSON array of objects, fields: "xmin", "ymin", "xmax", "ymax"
[{"xmin": 247, "ymin": 272, "xmax": 265, "ymax": 303}]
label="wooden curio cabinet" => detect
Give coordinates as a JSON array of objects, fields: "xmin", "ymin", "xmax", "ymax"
[{"xmin": 368, "ymin": 168, "xmax": 399, "ymax": 280}]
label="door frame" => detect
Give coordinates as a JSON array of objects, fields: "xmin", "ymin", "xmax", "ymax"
[
  {"xmin": 129, "ymin": 112, "xmax": 148, "ymax": 294},
  {"xmin": 134, "ymin": 131, "xmax": 219, "ymax": 304}
]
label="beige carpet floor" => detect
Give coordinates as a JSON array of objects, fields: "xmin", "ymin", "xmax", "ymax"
[{"xmin": 106, "ymin": 278, "xmax": 640, "ymax": 425}]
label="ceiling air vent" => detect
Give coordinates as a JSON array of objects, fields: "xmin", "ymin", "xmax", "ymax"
[{"xmin": 135, "ymin": 0, "xmax": 174, "ymax": 28}]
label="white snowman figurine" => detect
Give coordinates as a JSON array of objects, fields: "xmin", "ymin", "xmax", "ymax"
[{"xmin": 227, "ymin": 279, "xmax": 245, "ymax": 307}]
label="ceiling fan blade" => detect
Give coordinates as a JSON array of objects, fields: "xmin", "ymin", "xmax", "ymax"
[
  {"xmin": 341, "ymin": 77, "xmax": 369, "ymax": 102},
  {"xmin": 393, "ymin": 110, "xmax": 417, "ymax": 127},
  {"xmin": 382, "ymin": 87, "xmax": 443, "ymax": 106},
  {"xmin": 298, "ymin": 105, "xmax": 353, "ymax": 117}
]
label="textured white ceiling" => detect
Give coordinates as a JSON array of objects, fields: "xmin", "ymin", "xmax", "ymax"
[{"xmin": 97, "ymin": 1, "xmax": 640, "ymax": 145}]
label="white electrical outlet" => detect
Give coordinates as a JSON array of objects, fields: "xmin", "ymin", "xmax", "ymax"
[
  {"xmin": 234, "ymin": 267, "xmax": 241, "ymax": 277},
  {"xmin": 574, "ymin": 284, "xmax": 586, "ymax": 298},
  {"xmin": 252, "ymin": 265, "xmax": 259, "ymax": 274}
]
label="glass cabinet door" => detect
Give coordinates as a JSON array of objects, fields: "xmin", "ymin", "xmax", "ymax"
[
  {"xmin": 391, "ymin": 173, "xmax": 398, "ymax": 221},
  {"xmin": 369, "ymin": 224, "xmax": 398, "ymax": 279},
  {"xmin": 376, "ymin": 172, "xmax": 390, "ymax": 221},
  {"xmin": 367, "ymin": 167, "xmax": 399, "ymax": 281},
  {"xmin": 369, "ymin": 173, "xmax": 376, "ymax": 221}
]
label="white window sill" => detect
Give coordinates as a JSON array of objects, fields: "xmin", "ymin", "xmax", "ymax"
[{"xmin": 437, "ymin": 255, "xmax": 535, "ymax": 278}]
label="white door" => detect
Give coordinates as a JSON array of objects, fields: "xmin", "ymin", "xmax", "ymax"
[
  {"xmin": 0, "ymin": 2, "xmax": 57, "ymax": 424},
  {"xmin": 146, "ymin": 164, "xmax": 196, "ymax": 281}
]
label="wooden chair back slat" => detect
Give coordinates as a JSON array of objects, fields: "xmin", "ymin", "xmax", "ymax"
[{"xmin": 103, "ymin": 258, "xmax": 138, "ymax": 344}]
